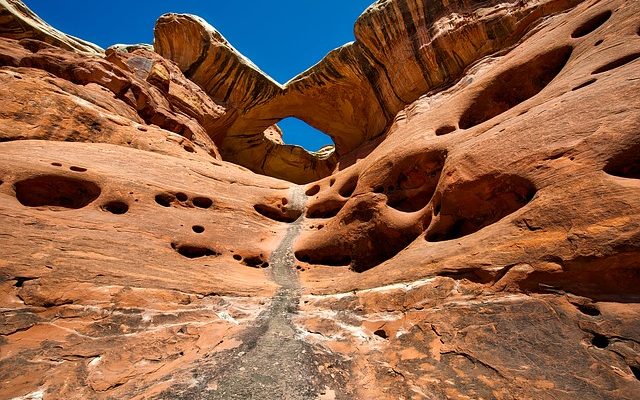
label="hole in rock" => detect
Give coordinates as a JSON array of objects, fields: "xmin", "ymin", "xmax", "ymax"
[
  {"xmin": 277, "ymin": 117, "xmax": 335, "ymax": 152},
  {"xmin": 435, "ymin": 125, "xmax": 456, "ymax": 136},
  {"xmin": 254, "ymin": 203, "xmax": 302, "ymax": 223},
  {"xmin": 571, "ymin": 10, "xmax": 612, "ymax": 38},
  {"xmin": 69, "ymin": 166, "xmax": 87, "ymax": 172},
  {"xmin": 192, "ymin": 197, "xmax": 213, "ymax": 209},
  {"xmin": 594, "ymin": 39, "xmax": 603, "ymax": 46},
  {"xmin": 591, "ymin": 334, "xmax": 609, "ymax": 349},
  {"xmin": 338, "ymin": 176, "xmax": 358, "ymax": 198},
  {"xmin": 51, "ymin": 162, "xmax": 62, "ymax": 167},
  {"xmin": 572, "ymin": 78, "xmax": 597, "ymax": 91},
  {"xmin": 192, "ymin": 225, "xmax": 205, "ymax": 233},
  {"xmin": 281, "ymin": 198, "xmax": 288, "ymax": 206},
  {"xmin": 14, "ymin": 175, "xmax": 101, "ymax": 209},
  {"xmin": 233, "ymin": 254, "xmax": 242, "ymax": 261},
  {"xmin": 172, "ymin": 243, "xmax": 219, "ymax": 259},
  {"xmin": 155, "ymin": 193, "xmax": 174, "ymax": 207},
  {"xmin": 458, "ymin": 46, "xmax": 573, "ymax": 130},
  {"xmin": 433, "ymin": 193, "xmax": 442, "ymax": 216},
  {"xmin": 183, "ymin": 145, "xmax": 195, "ymax": 153},
  {"xmin": 386, "ymin": 150, "xmax": 447, "ymax": 213},
  {"xmin": 575, "ymin": 303, "xmax": 601, "ymax": 316},
  {"xmin": 604, "ymin": 144, "xmax": 640, "ymax": 179},
  {"xmin": 329, "ymin": 178, "xmax": 336, "ymax": 187},
  {"xmin": 374, "ymin": 329, "xmax": 389, "ymax": 339},
  {"xmin": 426, "ymin": 174, "xmax": 536, "ymax": 242},
  {"xmin": 14, "ymin": 277, "xmax": 36, "ymax": 287},
  {"xmin": 101, "ymin": 200, "xmax": 129, "ymax": 215},
  {"xmin": 631, "ymin": 365, "xmax": 640, "ymax": 380},
  {"xmin": 175, "ymin": 192, "xmax": 188, "ymax": 202},
  {"xmin": 295, "ymin": 191, "xmax": 430, "ymax": 272},
  {"xmin": 295, "ymin": 251, "xmax": 352, "ymax": 267},
  {"xmin": 306, "ymin": 199, "xmax": 347, "ymax": 219},
  {"xmin": 437, "ymin": 268, "xmax": 492, "ymax": 284},
  {"xmin": 593, "ymin": 53, "xmax": 640, "ymax": 74},
  {"xmin": 243, "ymin": 256, "xmax": 268, "ymax": 268},
  {"xmin": 305, "ymin": 185, "xmax": 320, "ymax": 196}
]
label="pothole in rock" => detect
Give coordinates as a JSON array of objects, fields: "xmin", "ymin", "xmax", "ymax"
[
  {"xmin": 631, "ymin": 365, "xmax": 640, "ymax": 381},
  {"xmin": 382, "ymin": 150, "xmax": 447, "ymax": 213},
  {"xmin": 254, "ymin": 199, "xmax": 301, "ymax": 223},
  {"xmin": 305, "ymin": 184, "xmax": 320, "ymax": 196},
  {"xmin": 172, "ymin": 243, "xmax": 220, "ymax": 259},
  {"xmin": 604, "ymin": 143, "xmax": 640, "ymax": 179},
  {"xmin": 242, "ymin": 255, "xmax": 269, "ymax": 268},
  {"xmin": 571, "ymin": 10, "xmax": 612, "ymax": 38},
  {"xmin": 572, "ymin": 78, "xmax": 597, "ymax": 91},
  {"xmin": 338, "ymin": 176, "xmax": 358, "ymax": 198},
  {"xmin": 154, "ymin": 192, "xmax": 214, "ymax": 209},
  {"xmin": 192, "ymin": 196, "xmax": 213, "ymax": 209},
  {"xmin": 592, "ymin": 52, "xmax": 640, "ymax": 75},
  {"xmin": 459, "ymin": 46, "xmax": 573, "ymax": 130},
  {"xmin": 305, "ymin": 199, "xmax": 347, "ymax": 219},
  {"xmin": 14, "ymin": 175, "xmax": 101, "ymax": 209},
  {"xmin": 296, "ymin": 198, "xmax": 424, "ymax": 272},
  {"xmin": 101, "ymin": 200, "xmax": 129, "ymax": 215},
  {"xmin": 426, "ymin": 174, "xmax": 537, "ymax": 242},
  {"xmin": 295, "ymin": 251, "xmax": 352, "ymax": 267},
  {"xmin": 435, "ymin": 125, "xmax": 457, "ymax": 136},
  {"xmin": 155, "ymin": 193, "xmax": 174, "ymax": 207},
  {"xmin": 574, "ymin": 303, "xmax": 601, "ymax": 317},
  {"xmin": 591, "ymin": 334, "xmax": 609, "ymax": 349},
  {"xmin": 373, "ymin": 329, "xmax": 389, "ymax": 339},
  {"xmin": 297, "ymin": 151, "xmax": 448, "ymax": 272}
]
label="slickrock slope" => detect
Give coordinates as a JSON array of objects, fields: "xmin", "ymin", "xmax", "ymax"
[{"xmin": 1, "ymin": 0, "xmax": 639, "ymax": 399}]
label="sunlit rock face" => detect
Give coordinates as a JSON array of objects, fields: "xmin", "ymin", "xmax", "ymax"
[{"xmin": 1, "ymin": 0, "xmax": 640, "ymax": 399}]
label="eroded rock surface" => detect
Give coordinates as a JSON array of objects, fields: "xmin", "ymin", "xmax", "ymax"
[{"xmin": 1, "ymin": 0, "xmax": 639, "ymax": 399}]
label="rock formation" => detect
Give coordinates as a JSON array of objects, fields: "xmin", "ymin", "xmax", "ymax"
[{"xmin": 1, "ymin": 0, "xmax": 639, "ymax": 399}]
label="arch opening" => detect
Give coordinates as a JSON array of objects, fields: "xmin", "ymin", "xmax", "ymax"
[{"xmin": 277, "ymin": 117, "xmax": 335, "ymax": 153}]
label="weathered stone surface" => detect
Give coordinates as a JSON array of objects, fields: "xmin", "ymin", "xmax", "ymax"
[
  {"xmin": 154, "ymin": 13, "xmax": 338, "ymax": 184},
  {"xmin": 154, "ymin": 0, "xmax": 584, "ymax": 183},
  {"xmin": 0, "ymin": 36, "xmax": 225, "ymax": 159},
  {"xmin": 1, "ymin": 0, "xmax": 640, "ymax": 399}
]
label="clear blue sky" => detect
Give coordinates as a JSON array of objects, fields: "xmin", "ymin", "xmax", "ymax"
[{"xmin": 23, "ymin": 0, "xmax": 373, "ymax": 151}]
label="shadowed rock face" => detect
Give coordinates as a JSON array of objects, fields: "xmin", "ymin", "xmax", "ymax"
[{"xmin": 1, "ymin": 0, "xmax": 640, "ymax": 399}]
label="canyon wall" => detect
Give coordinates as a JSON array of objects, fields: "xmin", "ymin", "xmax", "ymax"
[{"xmin": 0, "ymin": 0, "xmax": 639, "ymax": 399}]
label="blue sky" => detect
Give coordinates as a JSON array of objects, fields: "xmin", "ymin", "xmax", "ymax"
[{"xmin": 23, "ymin": 0, "xmax": 373, "ymax": 151}]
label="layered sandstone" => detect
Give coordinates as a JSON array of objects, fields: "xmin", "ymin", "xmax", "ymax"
[{"xmin": 1, "ymin": 0, "xmax": 639, "ymax": 399}]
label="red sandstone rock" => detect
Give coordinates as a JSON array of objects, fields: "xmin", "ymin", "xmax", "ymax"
[{"xmin": 0, "ymin": 0, "xmax": 639, "ymax": 399}]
